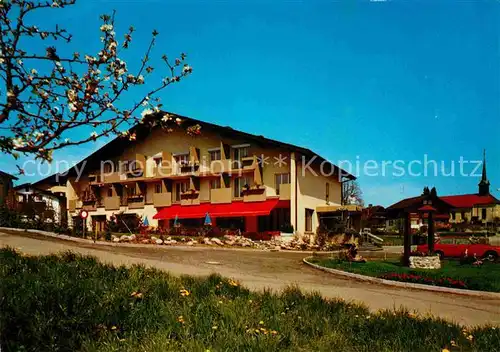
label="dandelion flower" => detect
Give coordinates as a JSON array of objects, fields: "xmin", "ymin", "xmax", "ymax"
[
  {"xmin": 442, "ymin": 349, "xmax": 450, "ymax": 352},
  {"xmin": 180, "ymin": 288, "xmax": 190, "ymax": 297},
  {"xmin": 259, "ymin": 320, "xmax": 264, "ymax": 325},
  {"xmin": 212, "ymin": 326, "xmax": 218, "ymax": 330},
  {"xmin": 228, "ymin": 279, "xmax": 239, "ymax": 287}
]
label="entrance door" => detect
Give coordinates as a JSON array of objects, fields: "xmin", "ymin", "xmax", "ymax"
[{"xmin": 92, "ymin": 215, "xmax": 106, "ymax": 234}]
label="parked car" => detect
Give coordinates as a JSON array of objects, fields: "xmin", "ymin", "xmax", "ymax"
[{"xmin": 417, "ymin": 240, "xmax": 500, "ymax": 261}]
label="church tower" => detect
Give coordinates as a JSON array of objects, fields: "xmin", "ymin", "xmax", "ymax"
[{"xmin": 478, "ymin": 149, "xmax": 490, "ymax": 196}]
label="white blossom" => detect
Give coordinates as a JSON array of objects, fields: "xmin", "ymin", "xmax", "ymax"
[
  {"xmin": 51, "ymin": 1, "xmax": 60, "ymax": 7},
  {"xmin": 90, "ymin": 131, "xmax": 98, "ymax": 138},
  {"xmin": 100, "ymin": 24, "xmax": 114, "ymax": 32},
  {"xmin": 31, "ymin": 68, "xmax": 38, "ymax": 75},
  {"xmin": 182, "ymin": 65, "xmax": 192, "ymax": 73},
  {"xmin": 136, "ymin": 75, "xmax": 144, "ymax": 84},
  {"xmin": 12, "ymin": 138, "xmax": 26, "ymax": 149},
  {"xmin": 161, "ymin": 113, "xmax": 172, "ymax": 122},
  {"xmin": 68, "ymin": 103, "xmax": 77, "ymax": 112},
  {"xmin": 64, "ymin": 138, "xmax": 70, "ymax": 143},
  {"xmin": 141, "ymin": 108, "xmax": 153, "ymax": 118}
]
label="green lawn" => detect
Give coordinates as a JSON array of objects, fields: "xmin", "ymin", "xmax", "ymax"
[
  {"xmin": 309, "ymin": 257, "xmax": 500, "ymax": 292},
  {"xmin": 1, "ymin": 248, "xmax": 499, "ymax": 351}
]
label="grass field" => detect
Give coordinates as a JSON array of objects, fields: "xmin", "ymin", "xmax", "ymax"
[
  {"xmin": 310, "ymin": 257, "xmax": 500, "ymax": 292},
  {"xmin": 1, "ymin": 248, "xmax": 499, "ymax": 351}
]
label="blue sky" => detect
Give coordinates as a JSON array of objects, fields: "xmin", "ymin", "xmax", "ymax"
[{"xmin": 1, "ymin": 0, "xmax": 499, "ymax": 206}]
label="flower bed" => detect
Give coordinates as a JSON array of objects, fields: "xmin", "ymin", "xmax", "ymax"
[
  {"xmin": 379, "ymin": 273, "xmax": 467, "ymax": 289},
  {"xmin": 309, "ymin": 257, "xmax": 500, "ymax": 292}
]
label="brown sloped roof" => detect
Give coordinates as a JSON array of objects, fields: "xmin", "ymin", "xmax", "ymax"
[
  {"xmin": 386, "ymin": 195, "xmax": 426, "ymax": 210},
  {"xmin": 34, "ymin": 111, "xmax": 356, "ymax": 185},
  {"xmin": 0, "ymin": 170, "xmax": 18, "ymax": 180}
]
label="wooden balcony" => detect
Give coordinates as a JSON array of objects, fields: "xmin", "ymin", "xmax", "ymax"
[
  {"xmin": 127, "ymin": 197, "xmax": 145, "ymax": 209},
  {"xmin": 82, "ymin": 201, "xmax": 97, "ymax": 211},
  {"xmin": 153, "ymin": 192, "xmax": 172, "ymax": 207},
  {"xmin": 278, "ymin": 183, "xmax": 291, "ymax": 200},
  {"xmin": 104, "ymin": 196, "xmax": 121, "ymax": 211},
  {"xmin": 210, "ymin": 188, "xmax": 232, "ymax": 204}
]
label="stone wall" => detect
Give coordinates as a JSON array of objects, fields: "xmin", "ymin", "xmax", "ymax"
[{"xmin": 409, "ymin": 255, "xmax": 441, "ymax": 269}]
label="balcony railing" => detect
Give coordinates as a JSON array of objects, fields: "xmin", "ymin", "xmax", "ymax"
[
  {"xmin": 153, "ymin": 192, "xmax": 172, "ymax": 207},
  {"xmin": 128, "ymin": 197, "xmax": 145, "ymax": 209},
  {"xmin": 104, "ymin": 196, "xmax": 121, "ymax": 211},
  {"xmin": 82, "ymin": 201, "xmax": 97, "ymax": 211},
  {"xmin": 210, "ymin": 188, "xmax": 232, "ymax": 204}
]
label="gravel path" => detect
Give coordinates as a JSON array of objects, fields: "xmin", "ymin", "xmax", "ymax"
[{"xmin": 1, "ymin": 230, "xmax": 499, "ymax": 326}]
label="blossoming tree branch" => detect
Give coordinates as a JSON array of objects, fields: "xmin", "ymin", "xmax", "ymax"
[{"xmin": 0, "ymin": 0, "xmax": 193, "ymax": 171}]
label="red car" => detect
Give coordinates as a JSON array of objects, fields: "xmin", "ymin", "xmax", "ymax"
[{"xmin": 417, "ymin": 241, "xmax": 499, "ymax": 261}]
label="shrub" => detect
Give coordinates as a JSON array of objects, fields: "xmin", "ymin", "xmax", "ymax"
[{"xmin": 280, "ymin": 222, "xmax": 294, "ymax": 233}]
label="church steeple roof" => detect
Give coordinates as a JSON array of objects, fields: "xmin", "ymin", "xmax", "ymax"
[{"xmin": 478, "ymin": 149, "xmax": 490, "ymax": 195}]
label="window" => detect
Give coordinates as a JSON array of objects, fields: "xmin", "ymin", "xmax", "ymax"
[
  {"xmin": 107, "ymin": 187, "xmax": 113, "ymax": 197},
  {"xmin": 209, "ymin": 149, "xmax": 221, "ymax": 162},
  {"xmin": 232, "ymin": 145, "xmax": 249, "ymax": 168},
  {"xmin": 174, "ymin": 153, "xmax": 189, "ymax": 166},
  {"xmin": 305, "ymin": 208, "xmax": 314, "ymax": 232},
  {"xmin": 210, "ymin": 178, "xmax": 221, "ymax": 189},
  {"xmin": 275, "ymin": 173, "xmax": 290, "ymax": 195},
  {"xmin": 233, "ymin": 176, "xmax": 253, "ymax": 198},
  {"xmin": 451, "ymin": 211, "xmax": 456, "ymax": 220},
  {"xmin": 174, "ymin": 181, "xmax": 189, "ymax": 201},
  {"xmin": 154, "ymin": 157, "xmax": 162, "ymax": 167},
  {"xmin": 482, "ymin": 208, "xmax": 487, "ymax": 220},
  {"xmin": 154, "ymin": 183, "xmax": 162, "ymax": 194},
  {"xmin": 326, "ymin": 182, "xmax": 330, "ymax": 203}
]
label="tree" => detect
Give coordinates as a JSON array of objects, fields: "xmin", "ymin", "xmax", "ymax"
[
  {"xmin": 342, "ymin": 180, "xmax": 364, "ymax": 206},
  {"xmin": 0, "ymin": 0, "xmax": 192, "ymax": 170}
]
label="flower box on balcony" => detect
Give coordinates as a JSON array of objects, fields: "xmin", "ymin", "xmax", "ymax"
[{"xmin": 180, "ymin": 189, "xmax": 199, "ymax": 200}]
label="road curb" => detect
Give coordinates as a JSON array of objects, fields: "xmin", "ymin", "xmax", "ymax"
[
  {"xmin": 0, "ymin": 227, "xmax": 340, "ymax": 255},
  {"xmin": 303, "ymin": 256, "xmax": 500, "ymax": 299}
]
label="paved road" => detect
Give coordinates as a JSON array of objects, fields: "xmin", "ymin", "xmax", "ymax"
[{"xmin": 1, "ymin": 230, "xmax": 499, "ymax": 326}]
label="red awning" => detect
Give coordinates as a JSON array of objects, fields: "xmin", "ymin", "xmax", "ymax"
[{"xmin": 153, "ymin": 199, "xmax": 289, "ymax": 220}]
